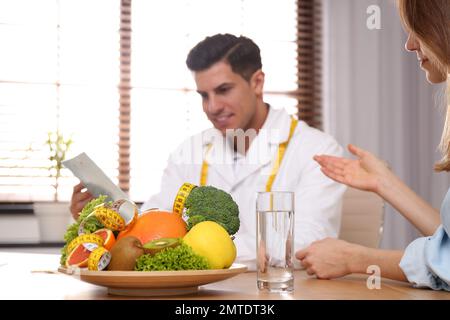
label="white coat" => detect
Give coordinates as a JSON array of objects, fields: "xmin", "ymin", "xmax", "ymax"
[{"xmin": 142, "ymin": 106, "xmax": 347, "ymax": 269}]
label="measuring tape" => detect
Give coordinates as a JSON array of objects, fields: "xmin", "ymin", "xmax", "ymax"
[
  {"xmin": 67, "ymin": 233, "xmax": 104, "ymax": 255},
  {"xmin": 78, "ymin": 199, "xmax": 138, "ymax": 235},
  {"xmin": 172, "ymin": 182, "xmax": 197, "ymax": 216},
  {"xmin": 66, "ymin": 199, "xmax": 139, "ymax": 271},
  {"xmin": 88, "ymin": 247, "xmax": 111, "ymax": 271},
  {"xmin": 66, "ymin": 234, "xmax": 108, "ymax": 271}
]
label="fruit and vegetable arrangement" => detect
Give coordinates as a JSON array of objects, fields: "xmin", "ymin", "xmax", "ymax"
[{"xmin": 60, "ymin": 183, "xmax": 240, "ymax": 272}]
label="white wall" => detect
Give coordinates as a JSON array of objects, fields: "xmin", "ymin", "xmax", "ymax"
[
  {"xmin": 323, "ymin": 0, "xmax": 449, "ymax": 249},
  {"xmin": 0, "ymin": 215, "xmax": 39, "ymax": 244}
]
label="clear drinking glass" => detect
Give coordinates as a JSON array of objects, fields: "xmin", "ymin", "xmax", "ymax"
[{"xmin": 256, "ymin": 191, "xmax": 294, "ymax": 293}]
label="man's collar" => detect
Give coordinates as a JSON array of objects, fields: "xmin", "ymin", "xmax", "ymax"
[{"xmin": 260, "ymin": 106, "xmax": 296, "ymax": 144}]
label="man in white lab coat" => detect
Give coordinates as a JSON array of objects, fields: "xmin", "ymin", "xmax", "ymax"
[{"xmin": 70, "ymin": 34, "xmax": 346, "ymax": 269}]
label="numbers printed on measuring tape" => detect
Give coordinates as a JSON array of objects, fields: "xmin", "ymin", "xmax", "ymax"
[
  {"xmin": 77, "ymin": 199, "xmax": 139, "ymax": 235},
  {"xmin": 94, "ymin": 206, "xmax": 126, "ymax": 231},
  {"xmin": 172, "ymin": 183, "xmax": 197, "ymax": 215},
  {"xmin": 88, "ymin": 246, "xmax": 111, "ymax": 271},
  {"xmin": 67, "ymin": 233, "xmax": 104, "ymax": 254}
]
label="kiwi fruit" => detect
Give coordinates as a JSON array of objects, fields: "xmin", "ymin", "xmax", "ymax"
[
  {"xmin": 107, "ymin": 236, "xmax": 144, "ymax": 271},
  {"xmin": 142, "ymin": 238, "xmax": 181, "ymax": 255}
]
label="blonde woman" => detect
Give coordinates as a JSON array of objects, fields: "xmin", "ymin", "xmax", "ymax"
[{"xmin": 296, "ymin": 0, "xmax": 450, "ymax": 290}]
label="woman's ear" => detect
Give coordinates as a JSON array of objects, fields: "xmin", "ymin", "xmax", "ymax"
[{"xmin": 250, "ymin": 70, "xmax": 265, "ymax": 97}]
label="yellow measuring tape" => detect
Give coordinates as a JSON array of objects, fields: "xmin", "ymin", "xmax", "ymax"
[
  {"xmin": 199, "ymin": 117, "xmax": 298, "ymax": 191},
  {"xmin": 93, "ymin": 206, "xmax": 126, "ymax": 230},
  {"xmin": 265, "ymin": 118, "xmax": 298, "ymax": 192},
  {"xmin": 66, "ymin": 233, "xmax": 107, "ymax": 271},
  {"xmin": 67, "ymin": 199, "xmax": 139, "ymax": 271},
  {"xmin": 200, "ymin": 144, "xmax": 213, "ymax": 186},
  {"xmin": 78, "ymin": 200, "xmax": 138, "ymax": 235},
  {"xmin": 88, "ymin": 247, "xmax": 111, "ymax": 271},
  {"xmin": 172, "ymin": 182, "xmax": 197, "ymax": 216},
  {"xmin": 67, "ymin": 233, "xmax": 104, "ymax": 255}
]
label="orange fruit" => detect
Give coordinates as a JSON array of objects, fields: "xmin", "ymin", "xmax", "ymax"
[
  {"xmin": 94, "ymin": 228, "xmax": 116, "ymax": 250},
  {"xmin": 65, "ymin": 228, "xmax": 116, "ymax": 268},
  {"xmin": 66, "ymin": 243, "xmax": 90, "ymax": 268},
  {"xmin": 117, "ymin": 210, "xmax": 187, "ymax": 245}
]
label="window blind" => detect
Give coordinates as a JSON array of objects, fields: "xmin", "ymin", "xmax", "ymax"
[
  {"xmin": 297, "ymin": 0, "xmax": 323, "ymax": 129},
  {"xmin": 0, "ymin": 0, "xmax": 120, "ymax": 202},
  {"xmin": 0, "ymin": 0, "xmax": 323, "ymax": 203},
  {"xmin": 119, "ymin": 0, "xmax": 132, "ymax": 194}
]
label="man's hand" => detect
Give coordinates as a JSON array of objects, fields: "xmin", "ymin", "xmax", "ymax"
[{"xmin": 70, "ymin": 182, "xmax": 94, "ymax": 220}]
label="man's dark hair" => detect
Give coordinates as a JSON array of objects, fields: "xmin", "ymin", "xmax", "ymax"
[{"xmin": 186, "ymin": 33, "xmax": 262, "ymax": 81}]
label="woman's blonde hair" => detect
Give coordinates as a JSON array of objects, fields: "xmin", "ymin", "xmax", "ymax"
[
  {"xmin": 398, "ymin": 0, "xmax": 450, "ymax": 171},
  {"xmin": 438, "ymin": 79, "xmax": 450, "ymax": 171}
]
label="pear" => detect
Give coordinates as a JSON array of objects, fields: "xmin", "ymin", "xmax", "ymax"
[{"xmin": 106, "ymin": 236, "xmax": 144, "ymax": 271}]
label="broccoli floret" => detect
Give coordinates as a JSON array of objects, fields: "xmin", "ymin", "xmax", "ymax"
[{"xmin": 184, "ymin": 185, "xmax": 240, "ymax": 235}]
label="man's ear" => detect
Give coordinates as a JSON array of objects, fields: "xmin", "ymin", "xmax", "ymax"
[{"xmin": 250, "ymin": 70, "xmax": 265, "ymax": 97}]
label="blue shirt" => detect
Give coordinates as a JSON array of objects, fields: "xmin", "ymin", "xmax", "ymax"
[{"xmin": 399, "ymin": 188, "xmax": 450, "ymax": 291}]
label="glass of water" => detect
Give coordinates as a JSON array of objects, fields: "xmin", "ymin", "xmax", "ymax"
[{"xmin": 256, "ymin": 191, "xmax": 294, "ymax": 293}]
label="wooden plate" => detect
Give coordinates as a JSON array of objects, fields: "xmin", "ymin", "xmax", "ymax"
[{"xmin": 58, "ymin": 264, "xmax": 247, "ymax": 297}]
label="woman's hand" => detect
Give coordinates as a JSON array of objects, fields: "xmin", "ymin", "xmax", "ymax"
[
  {"xmin": 313, "ymin": 144, "xmax": 393, "ymax": 194},
  {"xmin": 295, "ymin": 238, "xmax": 358, "ymax": 279},
  {"xmin": 316, "ymin": 144, "xmax": 440, "ymax": 236},
  {"xmin": 296, "ymin": 238, "xmax": 408, "ymax": 282}
]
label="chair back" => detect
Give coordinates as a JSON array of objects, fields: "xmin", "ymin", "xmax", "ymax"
[{"xmin": 339, "ymin": 187, "xmax": 384, "ymax": 248}]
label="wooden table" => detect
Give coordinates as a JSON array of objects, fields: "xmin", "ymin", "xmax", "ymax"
[{"xmin": 1, "ymin": 251, "xmax": 449, "ymax": 300}]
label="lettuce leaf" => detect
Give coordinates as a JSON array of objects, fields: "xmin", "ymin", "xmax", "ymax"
[{"xmin": 135, "ymin": 242, "xmax": 210, "ymax": 271}]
